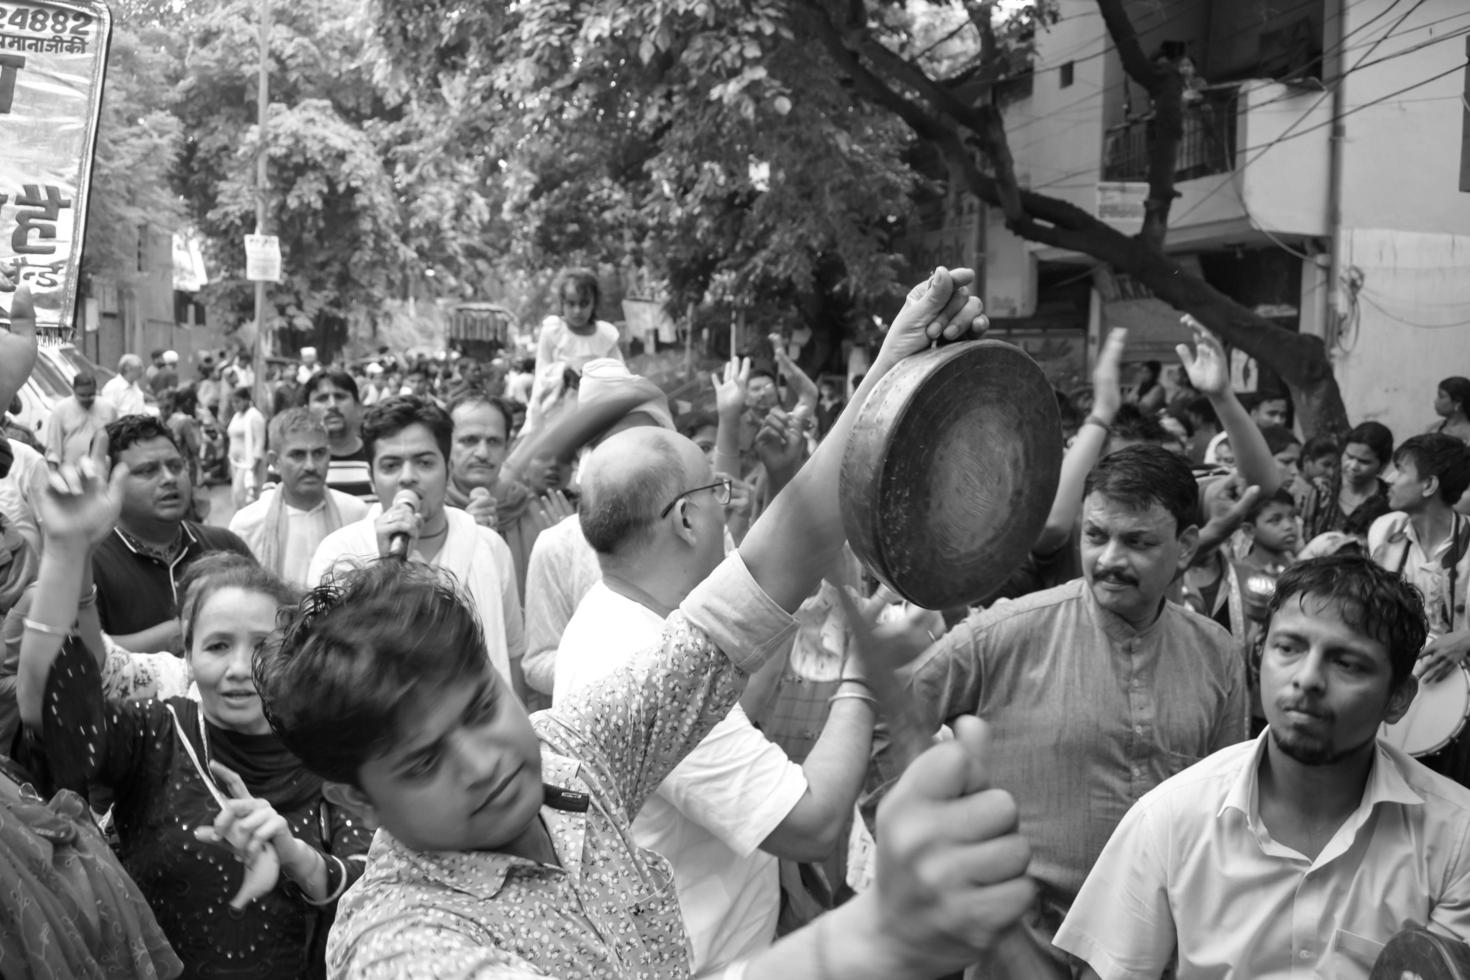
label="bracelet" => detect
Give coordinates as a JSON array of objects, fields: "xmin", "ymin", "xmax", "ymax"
[
  {"xmin": 22, "ymin": 619, "xmax": 71, "ymax": 638},
  {"xmin": 828, "ymin": 691, "xmax": 878, "ymax": 709},
  {"xmin": 1083, "ymin": 414, "xmax": 1113, "ymax": 435},
  {"xmin": 77, "ymin": 586, "xmax": 98, "ymax": 608},
  {"xmin": 836, "ymin": 675, "xmax": 870, "ymax": 688}
]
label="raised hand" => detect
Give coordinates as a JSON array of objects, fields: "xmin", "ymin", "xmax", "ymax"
[
  {"xmin": 712, "ymin": 357, "xmax": 750, "ymax": 420},
  {"xmin": 772, "ymin": 340, "xmax": 819, "ymax": 411},
  {"xmin": 876, "ymin": 267, "xmax": 988, "ymax": 367},
  {"xmin": 0, "ymin": 285, "xmax": 39, "ymax": 413},
  {"xmin": 1091, "ymin": 328, "xmax": 1128, "ymax": 420},
  {"xmin": 754, "ymin": 407, "xmax": 806, "ymax": 478},
  {"xmin": 39, "ymin": 456, "xmax": 127, "ymax": 549},
  {"xmin": 535, "ymin": 488, "xmax": 576, "ymax": 527},
  {"xmin": 1175, "ymin": 315, "xmax": 1230, "ymax": 398}
]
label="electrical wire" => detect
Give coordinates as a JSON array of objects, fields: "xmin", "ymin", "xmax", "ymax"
[{"xmin": 1358, "ymin": 291, "xmax": 1470, "ymax": 329}]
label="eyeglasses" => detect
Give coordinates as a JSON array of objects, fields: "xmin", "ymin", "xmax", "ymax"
[{"xmin": 659, "ymin": 478, "xmax": 733, "ymax": 518}]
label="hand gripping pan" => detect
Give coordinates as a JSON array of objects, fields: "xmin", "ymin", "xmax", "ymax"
[{"xmin": 840, "ymin": 340, "xmax": 1062, "ymax": 609}]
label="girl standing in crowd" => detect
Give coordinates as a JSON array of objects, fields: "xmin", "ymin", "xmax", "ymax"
[
  {"xmin": 16, "ymin": 467, "xmax": 369, "ymax": 980},
  {"xmin": 1300, "ymin": 420, "xmax": 1394, "ymax": 541},
  {"xmin": 524, "ymin": 267, "xmax": 623, "ymax": 434},
  {"xmin": 1431, "ymin": 376, "xmax": 1470, "ymax": 444}
]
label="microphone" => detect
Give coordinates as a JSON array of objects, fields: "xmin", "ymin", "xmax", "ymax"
[{"xmin": 387, "ymin": 488, "xmax": 422, "ymax": 559}]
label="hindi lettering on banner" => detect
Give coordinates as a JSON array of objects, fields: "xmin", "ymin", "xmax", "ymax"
[{"xmin": 0, "ymin": 0, "xmax": 110, "ymax": 332}]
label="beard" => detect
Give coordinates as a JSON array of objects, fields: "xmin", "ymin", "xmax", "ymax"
[{"xmin": 1269, "ymin": 722, "xmax": 1376, "ymax": 767}]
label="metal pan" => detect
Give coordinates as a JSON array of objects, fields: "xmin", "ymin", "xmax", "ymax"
[{"xmin": 840, "ymin": 340, "xmax": 1062, "ymax": 609}]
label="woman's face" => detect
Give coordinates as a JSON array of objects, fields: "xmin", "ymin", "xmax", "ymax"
[
  {"xmin": 187, "ymin": 587, "xmax": 279, "ymax": 735},
  {"xmin": 1435, "ymin": 388, "xmax": 1454, "ymax": 418}
]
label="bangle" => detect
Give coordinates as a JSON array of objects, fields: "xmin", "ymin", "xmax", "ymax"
[
  {"xmin": 1083, "ymin": 414, "xmax": 1113, "ymax": 436},
  {"xmin": 23, "ymin": 619, "xmax": 71, "ymax": 638},
  {"xmin": 78, "ymin": 586, "xmax": 98, "ymax": 608},
  {"xmin": 828, "ymin": 690, "xmax": 878, "ymax": 709},
  {"xmin": 837, "ymin": 675, "xmax": 870, "ymax": 688}
]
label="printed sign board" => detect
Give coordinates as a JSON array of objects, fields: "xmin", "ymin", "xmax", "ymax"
[
  {"xmin": 244, "ymin": 233, "xmax": 281, "ymax": 283},
  {"xmin": 0, "ymin": 0, "xmax": 111, "ymax": 331}
]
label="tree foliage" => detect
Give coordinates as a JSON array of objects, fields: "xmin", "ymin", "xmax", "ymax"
[{"xmin": 370, "ymin": 0, "xmax": 1348, "ymax": 433}]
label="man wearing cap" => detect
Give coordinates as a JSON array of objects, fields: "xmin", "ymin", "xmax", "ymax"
[
  {"xmin": 296, "ymin": 346, "xmax": 321, "ymax": 386},
  {"xmin": 150, "ymin": 351, "xmax": 179, "ymax": 397},
  {"xmin": 308, "ymin": 395, "xmax": 524, "ymax": 687},
  {"xmin": 866, "ymin": 445, "xmax": 1248, "ymax": 978},
  {"xmin": 519, "ymin": 358, "xmax": 675, "ymax": 698}
]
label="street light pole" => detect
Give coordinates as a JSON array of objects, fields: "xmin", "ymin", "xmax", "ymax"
[{"xmin": 253, "ymin": 0, "xmax": 270, "ymax": 406}]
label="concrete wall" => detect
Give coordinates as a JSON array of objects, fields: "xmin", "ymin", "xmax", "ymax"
[{"xmin": 1329, "ymin": 0, "xmax": 1470, "ymax": 440}]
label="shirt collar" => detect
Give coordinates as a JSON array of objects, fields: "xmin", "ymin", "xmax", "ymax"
[
  {"xmin": 375, "ymin": 750, "xmax": 590, "ymax": 902},
  {"xmin": 1082, "ymin": 579, "xmax": 1169, "ymax": 643},
  {"xmin": 113, "ymin": 521, "xmax": 198, "ymax": 564},
  {"xmin": 1219, "ymin": 730, "xmax": 1424, "ymax": 824}
]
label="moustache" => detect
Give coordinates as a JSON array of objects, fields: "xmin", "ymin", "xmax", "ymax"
[
  {"xmin": 1277, "ymin": 697, "xmax": 1332, "ymax": 722},
  {"xmin": 1093, "ymin": 571, "xmax": 1137, "ymax": 587}
]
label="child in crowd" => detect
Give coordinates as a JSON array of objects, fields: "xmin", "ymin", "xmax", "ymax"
[
  {"xmin": 1235, "ymin": 487, "xmax": 1301, "ymax": 733},
  {"xmin": 525, "ymin": 268, "xmax": 624, "ymax": 434}
]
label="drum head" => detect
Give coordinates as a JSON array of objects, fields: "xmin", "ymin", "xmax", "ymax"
[
  {"xmin": 839, "ymin": 340, "xmax": 1062, "ymax": 609},
  {"xmin": 1371, "ymin": 927, "xmax": 1470, "ymax": 979},
  {"xmin": 1381, "ymin": 663, "xmax": 1470, "ymax": 757}
]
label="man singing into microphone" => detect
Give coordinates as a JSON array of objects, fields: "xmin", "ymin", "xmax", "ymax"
[{"xmin": 309, "ymin": 396, "xmax": 526, "ymax": 689}]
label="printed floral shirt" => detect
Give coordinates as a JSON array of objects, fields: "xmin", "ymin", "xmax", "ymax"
[{"xmin": 326, "ymin": 554, "xmax": 797, "ymax": 980}]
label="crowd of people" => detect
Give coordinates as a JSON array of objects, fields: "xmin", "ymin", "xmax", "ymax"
[{"xmin": 0, "ymin": 265, "xmax": 1468, "ymax": 980}]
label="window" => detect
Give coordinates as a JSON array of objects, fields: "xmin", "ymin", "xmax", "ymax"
[{"xmin": 1060, "ymin": 61, "xmax": 1074, "ymax": 88}]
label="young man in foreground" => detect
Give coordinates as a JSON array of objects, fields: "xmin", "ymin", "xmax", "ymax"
[
  {"xmin": 1055, "ymin": 556, "xmax": 1470, "ymax": 979},
  {"xmin": 255, "ymin": 269, "xmax": 1038, "ymax": 979}
]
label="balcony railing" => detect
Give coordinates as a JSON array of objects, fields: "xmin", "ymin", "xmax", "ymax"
[{"xmin": 1102, "ymin": 85, "xmax": 1239, "ymax": 183}]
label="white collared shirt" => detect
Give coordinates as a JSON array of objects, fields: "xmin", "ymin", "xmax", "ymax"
[
  {"xmin": 1055, "ymin": 731, "xmax": 1470, "ymax": 979},
  {"xmin": 1369, "ymin": 511, "xmax": 1470, "ymax": 634}
]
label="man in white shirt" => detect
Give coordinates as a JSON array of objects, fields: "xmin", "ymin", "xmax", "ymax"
[
  {"xmin": 229, "ymin": 409, "xmax": 368, "ymax": 587},
  {"xmin": 309, "ymin": 395, "xmax": 524, "ymax": 688},
  {"xmin": 101, "ymin": 354, "xmax": 148, "ymax": 417},
  {"xmin": 1055, "ymin": 555, "xmax": 1470, "ymax": 980},
  {"xmin": 554, "ymin": 426, "xmax": 882, "ymax": 972},
  {"xmin": 41, "ymin": 371, "xmax": 115, "ymax": 466}
]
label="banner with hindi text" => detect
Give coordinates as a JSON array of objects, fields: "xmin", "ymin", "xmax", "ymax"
[{"xmin": 0, "ymin": 0, "xmax": 111, "ymax": 332}]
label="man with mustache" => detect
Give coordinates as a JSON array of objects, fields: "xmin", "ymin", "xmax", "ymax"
[
  {"xmin": 229, "ymin": 408, "xmax": 368, "ymax": 587},
  {"xmin": 869, "ymin": 444, "xmax": 1247, "ymax": 977},
  {"xmin": 91, "ymin": 415, "xmax": 253, "ymax": 653},
  {"xmin": 303, "ymin": 369, "xmax": 374, "ymax": 499},
  {"xmin": 1056, "ymin": 556, "xmax": 1470, "ymax": 979}
]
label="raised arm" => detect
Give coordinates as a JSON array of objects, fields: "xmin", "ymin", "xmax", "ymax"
[
  {"xmin": 17, "ymin": 459, "xmax": 126, "ymax": 729},
  {"xmin": 739, "ymin": 268, "xmax": 988, "ymax": 613},
  {"xmin": 1035, "ymin": 328, "xmax": 1127, "ymax": 556},
  {"xmin": 1176, "ymin": 318, "xmax": 1280, "ymax": 496},
  {"xmin": 712, "ymin": 357, "xmax": 749, "ymax": 481}
]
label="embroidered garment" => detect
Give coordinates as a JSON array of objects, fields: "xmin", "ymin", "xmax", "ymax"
[{"xmin": 326, "ymin": 554, "xmax": 796, "ymax": 979}]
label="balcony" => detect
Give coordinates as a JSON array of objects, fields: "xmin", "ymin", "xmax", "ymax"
[
  {"xmin": 1090, "ymin": 80, "xmax": 1329, "ymax": 243},
  {"xmin": 1103, "ymin": 86, "xmax": 1240, "ymax": 183}
]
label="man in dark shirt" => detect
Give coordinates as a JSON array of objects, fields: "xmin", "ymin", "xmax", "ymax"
[
  {"xmin": 92, "ymin": 415, "xmax": 252, "ymax": 653},
  {"xmin": 303, "ymin": 369, "xmax": 374, "ymax": 500}
]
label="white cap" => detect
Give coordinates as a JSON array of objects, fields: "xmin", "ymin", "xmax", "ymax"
[
  {"xmin": 301, "ymin": 346, "xmax": 318, "ymax": 359},
  {"xmin": 162, "ymin": 350, "xmax": 179, "ymax": 364},
  {"xmin": 365, "ymin": 362, "xmax": 384, "ymax": 376}
]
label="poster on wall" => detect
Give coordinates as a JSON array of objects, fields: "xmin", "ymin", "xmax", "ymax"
[{"xmin": 0, "ymin": 0, "xmax": 112, "ymax": 331}]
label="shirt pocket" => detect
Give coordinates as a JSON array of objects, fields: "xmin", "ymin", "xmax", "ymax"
[{"xmin": 1331, "ymin": 929, "xmax": 1384, "ymax": 974}]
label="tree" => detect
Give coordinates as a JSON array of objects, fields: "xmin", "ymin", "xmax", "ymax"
[
  {"xmin": 369, "ymin": 0, "xmax": 1348, "ymax": 433},
  {"xmin": 81, "ymin": 17, "xmax": 185, "ymax": 290}
]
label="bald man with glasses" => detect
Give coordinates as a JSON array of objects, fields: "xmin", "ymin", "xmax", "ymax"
[{"xmin": 551, "ymin": 426, "xmax": 885, "ymax": 972}]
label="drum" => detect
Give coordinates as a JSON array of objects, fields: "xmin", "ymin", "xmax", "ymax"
[
  {"xmin": 1381, "ymin": 661, "xmax": 1470, "ymax": 757},
  {"xmin": 1371, "ymin": 927, "xmax": 1470, "ymax": 980}
]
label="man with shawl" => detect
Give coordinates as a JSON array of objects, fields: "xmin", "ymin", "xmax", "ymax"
[{"xmin": 229, "ymin": 409, "xmax": 367, "ymax": 588}]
